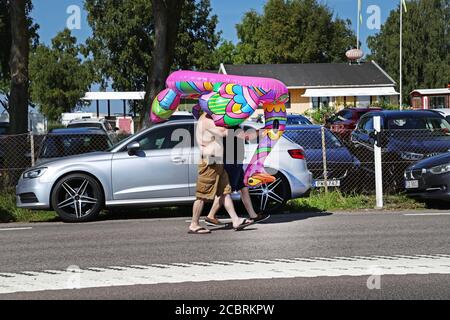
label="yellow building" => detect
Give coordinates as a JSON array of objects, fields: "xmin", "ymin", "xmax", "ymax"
[{"xmin": 219, "ymin": 61, "xmax": 399, "ymax": 115}]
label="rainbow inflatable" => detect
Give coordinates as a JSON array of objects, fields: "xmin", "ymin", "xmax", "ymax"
[{"xmin": 150, "ymin": 70, "xmax": 288, "ymax": 187}]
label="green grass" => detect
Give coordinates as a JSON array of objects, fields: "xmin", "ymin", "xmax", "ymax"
[
  {"xmin": 287, "ymin": 190, "xmax": 427, "ymax": 212},
  {"xmin": 0, "ymin": 190, "xmax": 58, "ymax": 223},
  {"xmin": 0, "ymin": 189, "xmax": 436, "ymax": 224}
]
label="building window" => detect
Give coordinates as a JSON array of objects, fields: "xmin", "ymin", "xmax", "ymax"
[
  {"xmin": 312, "ymin": 97, "xmax": 330, "ymax": 109},
  {"xmin": 429, "ymin": 96, "xmax": 446, "ymax": 109}
]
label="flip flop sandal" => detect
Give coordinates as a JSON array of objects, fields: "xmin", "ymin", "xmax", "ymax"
[
  {"xmin": 188, "ymin": 227, "xmax": 211, "ymax": 234},
  {"xmin": 205, "ymin": 217, "xmax": 226, "ymax": 226},
  {"xmin": 234, "ymin": 219, "xmax": 254, "ymax": 231}
]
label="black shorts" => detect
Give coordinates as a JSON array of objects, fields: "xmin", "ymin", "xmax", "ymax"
[{"xmin": 224, "ymin": 164, "xmax": 246, "ymax": 192}]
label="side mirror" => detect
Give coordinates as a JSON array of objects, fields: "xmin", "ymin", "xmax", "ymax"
[{"xmin": 127, "ymin": 142, "xmax": 140, "ymax": 155}]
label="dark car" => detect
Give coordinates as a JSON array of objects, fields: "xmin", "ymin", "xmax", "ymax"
[
  {"xmin": 404, "ymin": 152, "xmax": 450, "ymax": 203},
  {"xmin": 37, "ymin": 127, "xmax": 113, "ymax": 163},
  {"xmin": 326, "ymin": 108, "xmax": 381, "ymax": 141},
  {"xmin": 351, "ymin": 110, "xmax": 450, "ymax": 190},
  {"xmin": 0, "ymin": 122, "xmax": 9, "ymax": 135},
  {"xmin": 284, "ymin": 125, "xmax": 360, "ymax": 190},
  {"xmin": 286, "ymin": 114, "xmax": 313, "ymax": 126}
]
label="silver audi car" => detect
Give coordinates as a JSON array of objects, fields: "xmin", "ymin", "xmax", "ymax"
[{"xmin": 16, "ymin": 120, "xmax": 312, "ymax": 222}]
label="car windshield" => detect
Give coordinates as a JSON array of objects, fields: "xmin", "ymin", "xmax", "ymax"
[
  {"xmin": 387, "ymin": 117, "xmax": 450, "ymax": 132},
  {"xmin": 68, "ymin": 123, "xmax": 103, "ymax": 129},
  {"xmin": 39, "ymin": 134, "xmax": 112, "ymax": 158},
  {"xmin": 287, "ymin": 117, "xmax": 311, "ymax": 125},
  {"xmin": 284, "ymin": 129, "xmax": 343, "ymax": 149}
]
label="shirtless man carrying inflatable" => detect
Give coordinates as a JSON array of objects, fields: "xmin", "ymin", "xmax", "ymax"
[{"xmin": 189, "ymin": 112, "xmax": 254, "ymax": 234}]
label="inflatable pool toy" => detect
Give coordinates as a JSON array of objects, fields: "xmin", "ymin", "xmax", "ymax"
[{"xmin": 150, "ymin": 70, "xmax": 288, "ymax": 187}]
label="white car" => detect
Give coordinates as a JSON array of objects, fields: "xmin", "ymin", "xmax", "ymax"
[
  {"xmin": 432, "ymin": 109, "xmax": 450, "ymax": 123},
  {"xmin": 17, "ymin": 120, "xmax": 312, "ymax": 222},
  {"xmin": 67, "ymin": 118, "xmax": 119, "ymax": 143}
]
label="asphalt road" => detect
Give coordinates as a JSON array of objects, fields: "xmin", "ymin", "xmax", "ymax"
[{"xmin": 0, "ymin": 209, "xmax": 449, "ymax": 300}]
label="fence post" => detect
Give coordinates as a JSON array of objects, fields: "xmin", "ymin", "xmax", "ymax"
[
  {"xmin": 321, "ymin": 126, "xmax": 328, "ymax": 193},
  {"xmin": 374, "ymin": 116, "xmax": 383, "ymax": 208},
  {"xmin": 30, "ymin": 132, "xmax": 35, "ymax": 167}
]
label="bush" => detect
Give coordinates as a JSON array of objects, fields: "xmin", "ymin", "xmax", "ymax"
[{"xmin": 304, "ymin": 105, "xmax": 337, "ymax": 124}]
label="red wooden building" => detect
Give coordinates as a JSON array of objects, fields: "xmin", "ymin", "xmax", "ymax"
[{"xmin": 410, "ymin": 87, "xmax": 450, "ymax": 109}]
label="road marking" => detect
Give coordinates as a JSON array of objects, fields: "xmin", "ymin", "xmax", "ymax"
[
  {"xmin": 404, "ymin": 213, "xmax": 450, "ymax": 216},
  {"xmin": 0, "ymin": 227, "xmax": 32, "ymax": 232},
  {"xmin": 0, "ymin": 254, "xmax": 449, "ymax": 294}
]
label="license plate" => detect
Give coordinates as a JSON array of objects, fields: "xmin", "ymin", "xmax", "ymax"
[
  {"xmin": 314, "ymin": 180, "xmax": 341, "ymax": 187},
  {"xmin": 405, "ymin": 180, "xmax": 419, "ymax": 189}
]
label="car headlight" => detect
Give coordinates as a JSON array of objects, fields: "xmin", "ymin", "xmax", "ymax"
[
  {"xmin": 400, "ymin": 152, "xmax": 424, "ymax": 161},
  {"xmin": 23, "ymin": 168, "xmax": 47, "ymax": 179},
  {"xmin": 429, "ymin": 164, "xmax": 450, "ymax": 175}
]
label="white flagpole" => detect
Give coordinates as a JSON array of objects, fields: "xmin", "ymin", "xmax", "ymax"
[
  {"xmin": 400, "ymin": 0, "xmax": 403, "ymax": 110},
  {"xmin": 357, "ymin": 0, "xmax": 360, "ymax": 50}
]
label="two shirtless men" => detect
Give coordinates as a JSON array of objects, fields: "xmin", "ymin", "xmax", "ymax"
[{"xmin": 189, "ymin": 112, "xmax": 257, "ymax": 234}]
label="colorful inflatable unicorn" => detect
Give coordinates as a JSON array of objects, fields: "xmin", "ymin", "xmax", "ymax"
[{"xmin": 150, "ymin": 70, "xmax": 288, "ymax": 187}]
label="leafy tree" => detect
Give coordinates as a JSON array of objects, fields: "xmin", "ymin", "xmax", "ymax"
[
  {"xmin": 367, "ymin": 0, "xmax": 449, "ymax": 104},
  {"xmin": 29, "ymin": 29, "xmax": 94, "ymax": 121},
  {"xmin": 232, "ymin": 0, "xmax": 356, "ymax": 64},
  {"xmin": 84, "ymin": 0, "xmax": 221, "ymax": 119}
]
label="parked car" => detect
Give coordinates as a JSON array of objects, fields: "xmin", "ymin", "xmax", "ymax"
[
  {"xmin": 351, "ymin": 110, "xmax": 450, "ymax": 190},
  {"xmin": 404, "ymin": 152, "xmax": 450, "ymax": 203},
  {"xmin": 284, "ymin": 125, "xmax": 360, "ymax": 190},
  {"xmin": 16, "ymin": 120, "xmax": 312, "ymax": 222},
  {"xmin": 37, "ymin": 128, "xmax": 114, "ymax": 164},
  {"xmin": 253, "ymin": 114, "xmax": 312, "ymax": 126},
  {"xmin": 0, "ymin": 122, "xmax": 9, "ymax": 135},
  {"xmin": 432, "ymin": 109, "xmax": 450, "ymax": 123},
  {"xmin": 286, "ymin": 114, "xmax": 313, "ymax": 126},
  {"xmin": 67, "ymin": 118, "xmax": 119, "ymax": 143},
  {"xmin": 326, "ymin": 108, "xmax": 382, "ymax": 142},
  {"xmin": 168, "ymin": 111, "xmax": 195, "ymax": 121}
]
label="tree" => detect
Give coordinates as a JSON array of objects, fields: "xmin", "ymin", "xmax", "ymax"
[
  {"xmin": 29, "ymin": 29, "xmax": 94, "ymax": 121},
  {"xmin": 84, "ymin": 0, "xmax": 221, "ymax": 119},
  {"xmin": 0, "ymin": 0, "xmax": 38, "ymax": 129},
  {"xmin": 143, "ymin": 0, "xmax": 184, "ymax": 127},
  {"xmin": 367, "ymin": 0, "xmax": 449, "ymax": 104},
  {"xmin": 232, "ymin": 0, "xmax": 356, "ymax": 64},
  {"xmin": 9, "ymin": 0, "xmax": 30, "ymax": 134}
]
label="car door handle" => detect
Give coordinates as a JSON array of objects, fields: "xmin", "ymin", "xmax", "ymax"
[{"xmin": 172, "ymin": 157, "xmax": 186, "ymax": 163}]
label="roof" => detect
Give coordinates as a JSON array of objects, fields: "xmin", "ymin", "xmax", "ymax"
[
  {"xmin": 364, "ymin": 110, "xmax": 444, "ymax": 119},
  {"xmin": 82, "ymin": 92, "xmax": 145, "ymax": 101},
  {"xmin": 222, "ymin": 61, "xmax": 396, "ymax": 88},
  {"xmin": 303, "ymin": 86, "xmax": 399, "ymax": 97},
  {"xmin": 410, "ymin": 88, "xmax": 449, "ymax": 95},
  {"xmin": 49, "ymin": 128, "xmax": 107, "ymax": 135},
  {"xmin": 69, "ymin": 118, "xmax": 105, "ymax": 123}
]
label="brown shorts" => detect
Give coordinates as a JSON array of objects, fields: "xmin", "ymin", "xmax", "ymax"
[{"xmin": 196, "ymin": 160, "xmax": 232, "ymax": 201}]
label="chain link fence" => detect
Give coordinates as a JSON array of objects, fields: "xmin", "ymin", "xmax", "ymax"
[
  {"xmin": 284, "ymin": 126, "xmax": 450, "ymax": 195},
  {"xmin": 2, "ymin": 125, "xmax": 450, "ymax": 202},
  {"xmin": 0, "ymin": 132, "xmax": 115, "ymax": 191}
]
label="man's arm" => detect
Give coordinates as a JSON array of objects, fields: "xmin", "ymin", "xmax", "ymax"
[{"xmin": 207, "ymin": 126, "xmax": 228, "ymax": 138}]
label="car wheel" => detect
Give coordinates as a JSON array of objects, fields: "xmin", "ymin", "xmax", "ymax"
[
  {"xmin": 51, "ymin": 173, "xmax": 104, "ymax": 222},
  {"xmin": 248, "ymin": 173, "xmax": 289, "ymax": 214}
]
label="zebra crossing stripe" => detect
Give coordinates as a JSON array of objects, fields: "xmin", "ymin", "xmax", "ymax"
[{"xmin": 0, "ymin": 254, "xmax": 449, "ymax": 294}]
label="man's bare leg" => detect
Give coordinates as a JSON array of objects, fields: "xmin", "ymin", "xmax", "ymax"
[
  {"xmin": 206, "ymin": 195, "xmax": 224, "ymax": 222},
  {"xmin": 222, "ymin": 194, "xmax": 253, "ymax": 229},
  {"xmin": 190, "ymin": 199, "xmax": 210, "ymax": 233},
  {"xmin": 240, "ymin": 187, "xmax": 259, "ymax": 219}
]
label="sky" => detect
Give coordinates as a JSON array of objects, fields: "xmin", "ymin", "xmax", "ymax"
[
  {"xmin": 32, "ymin": 0, "xmax": 402, "ymax": 54},
  {"xmin": 27, "ymin": 0, "xmax": 402, "ymax": 115}
]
